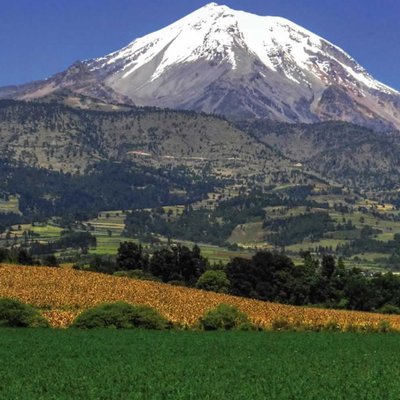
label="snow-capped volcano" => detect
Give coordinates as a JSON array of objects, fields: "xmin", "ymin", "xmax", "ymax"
[
  {"xmin": 92, "ymin": 2, "xmax": 393, "ymax": 93},
  {"xmin": 2, "ymin": 2, "xmax": 400, "ymax": 129}
]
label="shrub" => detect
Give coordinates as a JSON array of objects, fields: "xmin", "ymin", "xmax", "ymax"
[
  {"xmin": 344, "ymin": 323, "xmax": 360, "ymax": 333},
  {"xmin": 323, "ymin": 320, "xmax": 341, "ymax": 332},
  {"xmin": 378, "ymin": 304, "xmax": 400, "ymax": 315},
  {"xmin": 114, "ymin": 269, "xmax": 161, "ymax": 282},
  {"xmin": 72, "ymin": 302, "xmax": 170, "ymax": 330},
  {"xmin": 89, "ymin": 256, "xmax": 117, "ymax": 274},
  {"xmin": 17, "ymin": 249, "xmax": 35, "ymax": 265},
  {"xmin": 271, "ymin": 318, "xmax": 295, "ymax": 331},
  {"xmin": 271, "ymin": 319, "xmax": 342, "ymax": 332},
  {"xmin": 114, "ymin": 269, "xmax": 146, "ymax": 279},
  {"xmin": 43, "ymin": 255, "xmax": 59, "ymax": 268},
  {"xmin": 376, "ymin": 320, "xmax": 393, "ymax": 333},
  {"xmin": 196, "ymin": 270, "xmax": 230, "ymax": 293},
  {"xmin": 0, "ymin": 298, "xmax": 49, "ymax": 328},
  {"xmin": 200, "ymin": 304, "xmax": 253, "ymax": 331}
]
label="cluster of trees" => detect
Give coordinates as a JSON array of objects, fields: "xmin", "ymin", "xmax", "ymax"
[
  {"xmin": 0, "ymin": 160, "xmax": 219, "ymax": 225},
  {"xmin": 7, "ymin": 233, "xmax": 400, "ymax": 314},
  {"xmin": 0, "ymin": 213, "xmax": 26, "ymax": 234},
  {"xmin": 29, "ymin": 231, "xmax": 97, "ymax": 255},
  {"xmin": 338, "ymin": 233, "xmax": 400, "ymax": 266},
  {"xmin": 0, "ymin": 247, "xmax": 59, "ymax": 267},
  {"xmin": 226, "ymin": 251, "xmax": 400, "ymax": 312},
  {"xmin": 78, "ymin": 242, "xmax": 209, "ymax": 287},
  {"xmin": 264, "ymin": 212, "xmax": 335, "ymax": 246},
  {"xmin": 124, "ymin": 189, "xmax": 327, "ymax": 246},
  {"xmin": 0, "ymin": 230, "xmax": 96, "ymax": 265},
  {"xmin": 125, "ymin": 207, "xmax": 242, "ymax": 246},
  {"xmin": 77, "ymin": 242, "xmax": 400, "ymax": 313}
]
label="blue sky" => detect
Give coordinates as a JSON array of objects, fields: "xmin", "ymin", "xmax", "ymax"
[{"xmin": 1, "ymin": 0, "xmax": 399, "ymax": 89}]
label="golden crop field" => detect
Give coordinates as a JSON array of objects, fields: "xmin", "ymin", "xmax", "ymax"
[{"xmin": 1, "ymin": 263, "xmax": 399, "ymax": 330}]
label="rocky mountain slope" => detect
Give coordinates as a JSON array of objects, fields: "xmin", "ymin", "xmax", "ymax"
[{"xmin": 1, "ymin": 3, "xmax": 399, "ymax": 130}]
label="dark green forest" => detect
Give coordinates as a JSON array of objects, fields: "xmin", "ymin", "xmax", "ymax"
[{"xmin": 0, "ymin": 159, "xmax": 220, "ymax": 229}]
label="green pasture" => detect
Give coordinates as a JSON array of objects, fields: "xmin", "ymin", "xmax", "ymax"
[{"xmin": 1, "ymin": 330, "xmax": 400, "ymax": 400}]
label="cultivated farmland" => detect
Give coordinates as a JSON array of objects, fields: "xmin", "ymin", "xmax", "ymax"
[{"xmin": 0, "ymin": 264, "xmax": 398, "ymax": 330}]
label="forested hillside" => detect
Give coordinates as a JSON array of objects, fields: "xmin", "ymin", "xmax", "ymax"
[{"xmin": 237, "ymin": 120, "xmax": 400, "ymax": 191}]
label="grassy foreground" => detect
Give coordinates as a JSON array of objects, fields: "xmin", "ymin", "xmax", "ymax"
[{"xmin": 0, "ymin": 329, "xmax": 399, "ymax": 399}]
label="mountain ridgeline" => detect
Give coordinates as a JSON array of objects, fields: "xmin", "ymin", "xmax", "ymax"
[{"xmin": 1, "ymin": 3, "xmax": 399, "ymax": 131}]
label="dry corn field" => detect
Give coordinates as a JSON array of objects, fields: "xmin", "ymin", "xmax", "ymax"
[{"xmin": 1, "ymin": 263, "xmax": 400, "ymax": 330}]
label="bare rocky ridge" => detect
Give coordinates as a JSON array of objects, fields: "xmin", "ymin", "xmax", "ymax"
[{"xmin": 1, "ymin": 3, "xmax": 399, "ymax": 130}]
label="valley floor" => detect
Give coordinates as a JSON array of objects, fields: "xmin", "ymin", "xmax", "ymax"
[{"xmin": 0, "ymin": 329, "xmax": 399, "ymax": 399}]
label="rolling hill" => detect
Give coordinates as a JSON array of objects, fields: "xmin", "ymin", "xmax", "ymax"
[
  {"xmin": 0, "ymin": 99, "xmax": 288, "ymax": 178},
  {"xmin": 0, "ymin": 264, "xmax": 398, "ymax": 330}
]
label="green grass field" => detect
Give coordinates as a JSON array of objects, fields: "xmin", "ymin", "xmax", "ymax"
[{"xmin": 0, "ymin": 330, "xmax": 399, "ymax": 399}]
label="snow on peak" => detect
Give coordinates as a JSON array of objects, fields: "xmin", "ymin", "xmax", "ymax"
[
  {"xmin": 203, "ymin": 2, "xmax": 222, "ymax": 8},
  {"xmin": 92, "ymin": 3, "xmax": 397, "ymax": 94}
]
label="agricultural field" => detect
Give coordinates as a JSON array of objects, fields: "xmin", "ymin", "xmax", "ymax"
[
  {"xmin": 196, "ymin": 244, "xmax": 252, "ymax": 264},
  {"xmin": 0, "ymin": 222, "xmax": 63, "ymax": 248},
  {"xmin": 86, "ymin": 210, "xmax": 126, "ymax": 235},
  {"xmin": 19, "ymin": 224, "xmax": 63, "ymax": 239},
  {"xmin": 0, "ymin": 195, "xmax": 19, "ymax": 214},
  {"xmin": 0, "ymin": 329, "xmax": 399, "ymax": 399},
  {"xmin": 86, "ymin": 210, "xmax": 251, "ymax": 262},
  {"xmin": 3, "ymin": 185, "xmax": 400, "ymax": 269},
  {"xmin": 0, "ymin": 264, "xmax": 398, "ymax": 330},
  {"xmin": 1, "ymin": 215, "xmax": 251, "ymax": 264}
]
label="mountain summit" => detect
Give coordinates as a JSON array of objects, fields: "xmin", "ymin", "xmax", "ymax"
[{"xmin": 2, "ymin": 3, "xmax": 400, "ymax": 129}]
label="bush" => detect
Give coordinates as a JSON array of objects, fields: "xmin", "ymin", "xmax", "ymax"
[
  {"xmin": 376, "ymin": 320, "xmax": 393, "ymax": 333},
  {"xmin": 113, "ymin": 269, "xmax": 161, "ymax": 282},
  {"xmin": 200, "ymin": 304, "xmax": 253, "ymax": 331},
  {"xmin": 43, "ymin": 255, "xmax": 59, "ymax": 268},
  {"xmin": 196, "ymin": 270, "xmax": 230, "ymax": 293},
  {"xmin": 271, "ymin": 318, "xmax": 294, "ymax": 331},
  {"xmin": 73, "ymin": 256, "xmax": 116, "ymax": 274},
  {"xmin": 89, "ymin": 256, "xmax": 117, "ymax": 274},
  {"xmin": 270, "ymin": 318, "xmax": 343, "ymax": 332},
  {"xmin": 323, "ymin": 320, "xmax": 341, "ymax": 332},
  {"xmin": 378, "ymin": 304, "xmax": 400, "ymax": 315},
  {"xmin": 17, "ymin": 249, "xmax": 35, "ymax": 265},
  {"xmin": 0, "ymin": 298, "xmax": 49, "ymax": 328},
  {"xmin": 72, "ymin": 302, "xmax": 170, "ymax": 330}
]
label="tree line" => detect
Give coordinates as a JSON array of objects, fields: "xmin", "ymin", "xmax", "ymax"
[
  {"xmin": 75, "ymin": 242, "xmax": 400, "ymax": 314},
  {"xmin": 0, "ymin": 159, "xmax": 220, "ymax": 226}
]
